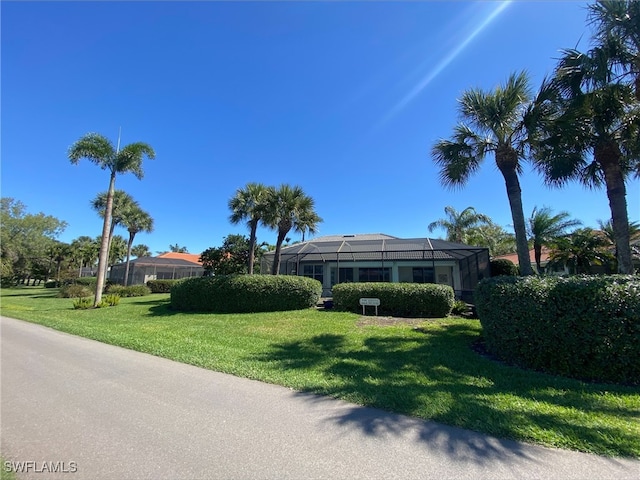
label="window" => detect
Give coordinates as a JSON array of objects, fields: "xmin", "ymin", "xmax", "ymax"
[
  {"xmin": 358, "ymin": 267, "xmax": 390, "ymax": 282},
  {"xmin": 412, "ymin": 267, "xmax": 435, "ymax": 284},
  {"xmin": 302, "ymin": 264, "xmax": 323, "ymax": 284},
  {"xmin": 330, "ymin": 267, "xmax": 354, "ymax": 285}
]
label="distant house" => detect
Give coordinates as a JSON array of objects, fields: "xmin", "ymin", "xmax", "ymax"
[
  {"xmin": 493, "ymin": 247, "xmax": 568, "ymax": 275},
  {"xmin": 260, "ymin": 233, "xmax": 490, "ymax": 301},
  {"xmin": 109, "ymin": 253, "xmax": 204, "ymax": 285}
]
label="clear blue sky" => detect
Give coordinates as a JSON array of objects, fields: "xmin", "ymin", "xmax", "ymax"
[{"xmin": 2, "ymin": 1, "xmax": 639, "ymax": 255}]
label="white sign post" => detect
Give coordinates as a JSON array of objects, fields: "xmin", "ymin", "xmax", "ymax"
[{"xmin": 359, "ymin": 297, "xmax": 380, "ymax": 316}]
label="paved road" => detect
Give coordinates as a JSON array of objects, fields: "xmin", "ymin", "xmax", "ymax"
[{"xmin": 1, "ymin": 316, "xmax": 638, "ymax": 480}]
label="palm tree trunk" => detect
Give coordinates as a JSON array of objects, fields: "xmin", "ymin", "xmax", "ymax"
[
  {"xmin": 598, "ymin": 146, "xmax": 633, "ymax": 274},
  {"xmin": 271, "ymin": 229, "xmax": 288, "ymax": 275},
  {"xmin": 499, "ymin": 162, "xmax": 534, "ymax": 276},
  {"xmin": 534, "ymin": 243, "xmax": 542, "ymax": 274},
  {"xmin": 123, "ymin": 232, "xmax": 135, "ymax": 286},
  {"xmin": 94, "ymin": 173, "xmax": 116, "ymax": 306},
  {"xmin": 248, "ymin": 220, "xmax": 258, "ymax": 275}
]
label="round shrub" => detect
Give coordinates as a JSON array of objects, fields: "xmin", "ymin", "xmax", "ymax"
[
  {"xmin": 332, "ymin": 282, "xmax": 454, "ymax": 318},
  {"xmin": 490, "ymin": 259, "xmax": 519, "ymax": 276},
  {"xmin": 474, "ymin": 275, "xmax": 640, "ymax": 385},
  {"xmin": 58, "ymin": 283, "xmax": 92, "ymax": 298},
  {"xmin": 170, "ymin": 275, "xmax": 322, "ymax": 313},
  {"xmin": 147, "ymin": 279, "xmax": 180, "ymax": 293}
]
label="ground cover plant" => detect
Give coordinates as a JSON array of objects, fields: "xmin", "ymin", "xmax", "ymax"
[{"xmin": 1, "ymin": 286, "xmax": 638, "ymax": 457}]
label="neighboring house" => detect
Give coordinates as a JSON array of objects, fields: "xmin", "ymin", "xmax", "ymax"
[
  {"xmin": 493, "ymin": 247, "xmax": 568, "ymax": 275},
  {"xmin": 260, "ymin": 233, "xmax": 490, "ymax": 301},
  {"xmin": 109, "ymin": 254, "xmax": 204, "ymax": 285}
]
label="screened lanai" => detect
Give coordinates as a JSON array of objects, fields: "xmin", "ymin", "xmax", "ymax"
[
  {"xmin": 109, "ymin": 256, "xmax": 204, "ymax": 286},
  {"xmin": 261, "ymin": 234, "xmax": 490, "ymax": 301}
]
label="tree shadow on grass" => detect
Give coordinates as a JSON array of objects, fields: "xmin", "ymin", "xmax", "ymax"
[{"xmin": 252, "ymin": 323, "xmax": 640, "ymax": 459}]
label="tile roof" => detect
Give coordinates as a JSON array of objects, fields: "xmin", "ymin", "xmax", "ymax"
[{"xmin": 157, "ymin": 252, "xmax": 202, "ymax": 265}]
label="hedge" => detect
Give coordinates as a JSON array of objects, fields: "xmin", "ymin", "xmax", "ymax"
[
  {"xmin": 490, "ymin": 259, "xmax": 519, "ymax": 276},
  {"xmin": 170, "ymin": 275, "xmax": 322, "ymax": 313},
  {"xmin": 147, "ymin": 279, "xmax": 180, "ymax": 293},
  {"xmin": 474, "ymin": 275, "xmax": 640, "ymax": 385},
  {"xmin": 105, "ymin": 284, "xmax": 151, "ymax": 297},
  {"xmin": 332, "ymin": 282, "xmax": 454, "ymax": 318}
]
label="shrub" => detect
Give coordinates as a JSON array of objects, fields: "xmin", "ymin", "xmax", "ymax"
[
  {"xmin": 74, "ymin": 277, "xmax": 98, "ymax": 288},
  {"xmin": 59, "ymin": 284, "xmax": 93, "ymax": 298},
  {"xmin": 474, "ymin": 275, "xmax": 640, "ymax": 385},
  {"xmin": 490, "ymin": 259, "xmax": 519, "ymax": 277},
  {"xmin": 44, "ymin": 280, "xmax": 60, "ymax": 288},
  {"xmin": 147, "ymin": 279, "xmax": 180, "ymax": 293},
  {"xmin": 170, "ymin": 275, "xmax": 322, "ymax": 313},
  {"xmin": 105, "ymin": 284, "xmax": 151, "ymax": 297},
  {"xmin": 72, "ymin": 297, "xmax": 93, "ymax": 309},
  {"xmin": 451, "ymin": 300, "xmax": 469, "ymax": 316},
  {"xmin": 103, "ymin": 294, "xmax": 121, "ymax": 306},
  {"xmin": 332, "ymin": 282, "xmax": 454, "ymax": 318}
]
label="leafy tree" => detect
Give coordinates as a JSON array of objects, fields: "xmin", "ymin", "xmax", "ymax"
[
  {"xmin": 432, "ymin": 72, "xmax": 536, "ymax": 275},
  {"xmin": 527, "ymin": 206, "xmax": 582, "ymax": 273},
  {"xmin": 169, "ymin": 244, "xmax": 188, "ymax": 253},
  {"xmin": 131, "ymin": 244, "xmax": 152, "ymax": 258},
  {"xmin": 529, "ymin": 47, "xmax": 640, "ymax": 274},
  {"xmin": 228, "ymin": 182, "xmax": 270, "ymax": 274},
  {"xmin": 263, "ymin": 185, "xmax": 322, "ymax": 275},
  {"xmin": 0, "ymin": 198, "xmax": 67, "ymax": 285},
  {"xmin": 427, "ymin": 206, "xmax": 491, "ymax": 243},
  {"xmin": 121, "ymin": 206, "xmax": 154, "ymax": 286},
  {"xmin": 465, "ymin": 222, "xmax": 517, "ymax": 257},
  {"xmin": 200, "ymin": 234, "xmax": 257, "ymax": 275},
  {"xmin": 69, "ymin": 132, "xmax": 155, "ymax": 305},
  {"xmin": 547, "ymin": 228, "xmax": 614, "ymax": 274}
]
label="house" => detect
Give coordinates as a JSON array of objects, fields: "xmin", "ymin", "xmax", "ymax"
[
  {"xmin": 109, "ymin": 253, "xmax": 204, "ymax": 285},
  {"xmin": 260, "ymin": 234, "xmax": 490, "ymax": 301},
  {"xmin": 493, "ymin": 247, "xmax": 568, "ymax": 275}
]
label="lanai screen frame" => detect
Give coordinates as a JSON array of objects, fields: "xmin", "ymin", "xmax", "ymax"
[{"xmin": 261, "ymin": 237, "xmax": 490, "ymax": 300}]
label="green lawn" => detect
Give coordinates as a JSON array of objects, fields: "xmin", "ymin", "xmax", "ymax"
[{"xmin": 1, "ymin": 286, "xmax": 639, "ymax": 457}]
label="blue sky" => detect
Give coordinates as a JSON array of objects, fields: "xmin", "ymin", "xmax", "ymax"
[{"xmin": 2, "ymin": 1, "xmax": 639, "ymax": 255}]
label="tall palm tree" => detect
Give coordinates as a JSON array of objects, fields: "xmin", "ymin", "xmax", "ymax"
[
  {"xmin": 70, "ymin": 235, "xmax": 99, "ymax": 277},
  {"xmin": 427, "ymin": 206, "xmax": 491, "ymax": 243},
  {"xmin": 91, "ymin": 189, "xmax": 137, "ymax": 260},
  {"xmin": 121, "ymin": 206, "xmax": 154, "ymax": 286},
  {"xmin": 529, "ymin": 47, "xmax": 640, "ymax": 274},
  {"xmin": 432, "ymin": 72, "xmax": 535, "ymax": 275},
  {"xmin": 527, "ymin": 206, "xmax": 582, "ymax": 273},
  {"xmin": 264, "ymin": 184, "xmax": 322, "ymax": 275},
  {"xmin": 69, "ymin": 132, "xmax": 155, "ymax": 305},
  {"xmin": 588, "ymin": 0, "xmax": 640, "ymax": 99},
  {"xmin": 228, "ymin": 182, "xmax": 270, "ymax": 274}
]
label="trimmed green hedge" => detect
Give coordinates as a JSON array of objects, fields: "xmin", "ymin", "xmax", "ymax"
[
  {"xmin": 170, "ymin": 275, "xmax": 322, "ymax": 313},
  {"xmin": 474, "ymin": 275, "xmax": 640, "ymax": 385},
  {"xmin": 147, "ymin": 279, "xmax": 180, "ymax": 293},
  {"xmin": 490, "ymin": 259, "xmax": 519, "ymax": 276},
  {"xmin": 332, "ymin": 282, "xmax": 454, "ymax": 318},
  {"xmin": 105, "ymin": 284, "xmax": 151, "ymax": 297}
]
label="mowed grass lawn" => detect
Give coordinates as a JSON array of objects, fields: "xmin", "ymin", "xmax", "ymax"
[{"xmin": 1, "ymin": 286, "xmax": 639, "ymax": 458}]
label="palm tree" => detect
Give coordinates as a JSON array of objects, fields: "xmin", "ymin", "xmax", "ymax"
[
  {"xmin": 108, "ymin": 235, "xmax": 128, "ymax": 266},
  {"xmin": 427, "ymin": 206, "xmax": 491, "ymax": 243},
  {"xmin": 131, "ymin": 244, "xmax": 151, "ymax": 258},
  {"xmin": 121, "ymin": 206, "xmax": 154, "ymax": 286},
  {"xmin": 547, "ymin": 228, "xmax": 614, "ymax": 274},
  {"xmin": 263, "ymin": 184, "xmax": 322, "ymax": 275},
  {"xmin": 464, "ymin": 221, "xmax": 516, "ymax": 257},
  {"xmin": 527, "ymin": 206, "xmax": 582, "ymax": 273},
  {"xmin": 169, "ymin": 244, "xmax": 188, "ymax": 253},
  {"xmin": 69, "ymin": 132, "xmax": 155, "ymax": 305},
  {"xmin": 529, "ymin": 47, "xmax": 640, "ymax": 274},
  {"xmin": 228, "ymin": 182, "xmax": 270, "ymax": 274},
  {"xmin": 70, "ymin": 235, "xmax": 99, "ymax": 277},
  {"xmin": 597, "ymin": 218, "xmax": 640, "ymax": 271},
  {"xmin": 588, "ymin": 0, "xmax": 640, "ymax": 99},
  {"xmin": 91, "ymin": 189, "xmax": 137, "ymax": 260},
  {"xmin": 432, "ymin": 72, "xmax": 535, "ymax": 275}
]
